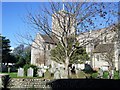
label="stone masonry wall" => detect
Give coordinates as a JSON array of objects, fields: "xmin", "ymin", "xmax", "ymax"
[{"xmin": 8, "ymin": 78, "xmax": 51, "ymax": 89}]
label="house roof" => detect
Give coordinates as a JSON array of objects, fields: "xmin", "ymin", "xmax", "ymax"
[
  {"xmin": 93, "ymin": 43, "xmax": 114, "ymax": 53},
  {"xmin": 40, "ymin": 34, "xmax": 58, "ymax": 44}
]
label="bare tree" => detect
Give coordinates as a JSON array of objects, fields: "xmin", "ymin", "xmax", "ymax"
[{"xmin": 17, "ymin": 2, "xmax": 118, "ymax": 78}]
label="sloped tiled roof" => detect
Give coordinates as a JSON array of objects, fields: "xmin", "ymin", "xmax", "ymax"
[
  {"xmin": 40, "ymin": 34, "xmax": 58, "ymax": 44},
  {"xmin": 93, "ymin": 43, "xmax": 114, "ymax": 53}
]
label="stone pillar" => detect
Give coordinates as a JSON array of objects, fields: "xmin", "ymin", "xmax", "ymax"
[
  {"xmin": 0, "ymin": 74, "xmax": 9, "ymax": 88},
  {"xmin": 0, "ymin": 74, "xmax": 2, "ymax": 88}
]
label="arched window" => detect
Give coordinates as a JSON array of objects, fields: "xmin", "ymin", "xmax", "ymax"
[
  {"xmin": 104, "ymin": 36, "xmax": 107, "ymax": 42},
  {"xmin": 48, "ymin": 44, "xmax": 50, "ymax": 50},
  {"xmin": 96, "ymin": 55, "xmax": 99, "ymax": 61}
]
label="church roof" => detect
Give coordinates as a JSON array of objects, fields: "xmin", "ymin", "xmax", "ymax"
[
  {"xmin": 40, "ymin": 34, "xmax": 57, "ymax": 44},
  {"xmin": 93, "ymin": 43, "xmax": 114, "ymax": 53}
]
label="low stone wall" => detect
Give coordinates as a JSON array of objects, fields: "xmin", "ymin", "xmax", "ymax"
[
  {"xmin": 8, "ymin": 78, "xmax": 51, "ymax": 89},
  {"xmin": 0, "ymin": 74, "xmax": 9, "ymax": 88}
]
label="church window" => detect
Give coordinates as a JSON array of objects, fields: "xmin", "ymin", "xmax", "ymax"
[
  {"xmin": 97, "ymin": 55, "xmax": 99, "ymax": 61},
  {"xmin": 104, "ymin": 36, "xmax": 107, "ymax": 42},
  {"xmin": 48, "ymin": 44, "xmax": 50, "ymax": 50}
]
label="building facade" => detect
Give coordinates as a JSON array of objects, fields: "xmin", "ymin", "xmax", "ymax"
[{"xmin": 31, "ymin": 10, "xmax": 119, "ymax": 71}]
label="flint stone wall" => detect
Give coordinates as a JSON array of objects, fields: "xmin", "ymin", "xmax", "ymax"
[{"xmin": 8, "ymin": 78, "xmax": 51, "ymax": 88}]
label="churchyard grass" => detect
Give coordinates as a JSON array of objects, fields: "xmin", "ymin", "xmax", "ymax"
[
  {"xmin": 1, "ymin": 70, "xmax": 119, "ymax": 79},
  {"xmin": 70, "ymin": 71, "xmax": 86, "ymax": 78},
  {"xmin": 0, "ymin": 72, "xmax": 17, "ymax": 78}
]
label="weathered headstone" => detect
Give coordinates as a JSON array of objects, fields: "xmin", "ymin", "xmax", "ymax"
[
  {"xmin": 27, "ymin": 67, "xmax": 33, "ymax": 77},
  {"xmin": 44, "ymin": 70, "xmax": 51, "ymax": 79},
  {"xmin": 61, "ymin": 68, "xmax": 68, "ymax": 78},
  {"xmin": 98, "ymin": 68, "xmax": 103, "ymax": 78},
  {"xmin": 49, "ymin": 68, "xmax": 55, "ymax": 74},
  {"xmin": 60, "ymin": 68, "xmax": 64, "ymax": 78},
  {"xmin": 44, "ymin": 66, "xmax": 48, "ymax": 69},
  {"xmin": 37, "ymin": 69, "xmax": 43, "ymax": 77},
  {"xmin": 17, "ymin": 68, "xmax": 24, "ymax": 77},
  {"xmin": 41, "ymin": 68, "xmax": 46, "ymax": 73},
  {"xmin": 54, "ymin": 68, "xmax": 61, "ymax": 79},
  {"xmin": 8, "ymin": 67, "xmax": 10, "ymax": 73}
]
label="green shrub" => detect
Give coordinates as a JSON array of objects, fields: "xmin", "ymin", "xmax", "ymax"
[
  {"xmin": 103, "ymin": 71, "xmax": 109, "ymax": 79},
  {"xmin": 92, "ymin": 72, "xmax": 98, "ymax": 78},
  {"xmin": 114, "ymin": 70, "xmax": 119, "ymax": 79},
  {"xmin": 23, "ymin": 64, "xmax": 38, "ymax": 77},
  {"xmin": 83, "ymin": 64, "xmax": 96, "ymax": 74},
  {"xmin": 23, "ymin": 64, "xmax": 30, "ymax": 76}
]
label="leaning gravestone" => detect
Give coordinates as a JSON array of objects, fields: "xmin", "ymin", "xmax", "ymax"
[
  {"xmin": 17, "ymin": 68, "xmax": 24, "ymax": 77},
  {"xmin": 44, "ymin": 70, "xmax": 51, "ymax": 79},
  {"xmin": 60, "ymin": 68, "xmax": 67, "ymax": 78},
  {"xmin": 54, "ymin": 68, "xmax": 61, "ymax": 79},
  {"xmin": 27, "ymin": 67, "xmax": 33, "ymax": 77}
]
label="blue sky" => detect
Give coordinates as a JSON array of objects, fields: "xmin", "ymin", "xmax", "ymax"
[
  {"xmin": 2, "ymin": 2, "xmax": 47, "ymax": 48},
  {"xmin": 2, "ymin": 2, "xmax": 119, "ymax": 49}
]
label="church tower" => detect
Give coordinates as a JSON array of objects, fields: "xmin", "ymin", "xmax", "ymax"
[{"xmin": 52, "ymin": 8, "xmax": 75, "ymax": 39}]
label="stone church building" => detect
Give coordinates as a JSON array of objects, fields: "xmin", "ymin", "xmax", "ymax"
[{"xmin": 31, "ymin": 10, "xmax": 120, "ymax": 71}]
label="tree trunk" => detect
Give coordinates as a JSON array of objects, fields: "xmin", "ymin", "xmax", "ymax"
[
  {"xmin": 108, "ymin": 65, "xmax": 114, "ymax": 79},
  {"xmin": 65, "ymin": 56, "xmax": 69, "ymax": 78}
]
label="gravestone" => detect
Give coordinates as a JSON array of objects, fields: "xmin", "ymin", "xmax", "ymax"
[
  {"xmin": 60, "ymin": 68, "xmax": 64, "ymax": 78},
  {"xmin": 17, "ymin": 68, "xmax": 24, "ymax": 77},
  {"xmin": 41, "ymin": 68, "xmax": 46, "ymax": 73},
  {"xmin": 44, "ymin": 70, "xmax": 51, "ymax": 79},
  {"xmin": 75, "ymin": 68, "xmax": 80, "ymax": 78},
  {"xmin": 61, "ymin": 68, "xmax": 68, "ymax": 78},
  {"xmin": 54, "ymin": 68, "xmax": 61, "ymax": 79},
  {"xmin": 49, "ymin": 68, "xmax": 55, "ymax": 74},
  {"xmin": 49, "ymin": 68, "xmax": 55, "ymax": 77},
  {"xmin": 44, "ymin": 66, "xmax": 48, "ymax": 69},
  {"xmin": 37, "ymin": 69, "xmax": 43, "ymax": 77},
  {"xmin": 98, "ymin": 68, "xmax": 103, "ymax": 78},
  {"xmin": 27, "ymin": 67, "xmax": 33, "ymax": 77}
]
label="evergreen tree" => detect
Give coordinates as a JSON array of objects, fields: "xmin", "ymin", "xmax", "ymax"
[
  {"xmin": 50, "ymin": 36, "xmax": 89, "ymax": 65},
  {"xmin": 13, "ymin": 44, "xmax": 31, "ymax": 67},
  {"xmin": 0, "ymin": 35, "xmax": 12, "ymax": 65}
]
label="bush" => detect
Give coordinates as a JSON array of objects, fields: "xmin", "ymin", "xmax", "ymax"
[
  {"xmin": 23, "ymin": 64, "xmax": 30, "ymax": 76},
  {"xmin": 103, "ymin": 71, "xmax": 109, "ymax": 79},
  {"xmin": 82, "ymin": 64, "xmax": 96, "ymax": 74},
  {"xmin": 92, "ymin": 72, "xmax": 98, "ymax": 78},
  {"xmin": 114, "ymin": 70, "xmax": 119, "ymax": 79}
]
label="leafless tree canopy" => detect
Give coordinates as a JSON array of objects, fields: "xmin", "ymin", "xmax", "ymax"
[{"xmin": 17, "ymin": 2, "xmax": 118, "ymax": 78}]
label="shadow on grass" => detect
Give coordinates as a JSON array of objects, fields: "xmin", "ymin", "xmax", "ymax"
[{"xmin": 46, "ymin": 79, "xmax": 120, "ymax": 89}]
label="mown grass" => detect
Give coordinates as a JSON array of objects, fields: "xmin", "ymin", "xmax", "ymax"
[
  {"xmin": 0, "ymin": 72, "xmax": 17, "ymax": 78},
  {"xmin": 1, "ymin": 70, "xmax": 119, "ymax": 79}
]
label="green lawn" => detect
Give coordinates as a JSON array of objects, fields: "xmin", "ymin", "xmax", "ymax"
[
  {"xmin": 1, "ymin": 70, "xmax": 119, "ymax": 79},
  {"xmin": 0, "ymin": 72, "xmax": 17, "ymax": 78}
]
